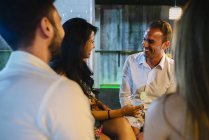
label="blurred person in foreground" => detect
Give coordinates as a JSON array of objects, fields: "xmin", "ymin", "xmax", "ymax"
[
  {"xmin": 119, "ymin": 20, "xmax": 176, "ymax": 139},
  {"xmin": 51, "ymin": 17, "xmax": 143, "ymax": 140},
  {"xmin": 0, "ymin": 0, "xmax": 95, "ymax": 139},
  {"xmin": 144, "ymin": 0, "xmax": 209, "ymax": 140}
]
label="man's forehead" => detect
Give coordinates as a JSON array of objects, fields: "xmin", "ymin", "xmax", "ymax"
[{"xmin": 144, "ymin": 28, "xmax": 163, "ymax": 37}]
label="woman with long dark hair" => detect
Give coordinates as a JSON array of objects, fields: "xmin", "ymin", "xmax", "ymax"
[
  {"xmin": 144, "ymin": 0, "xmax": 209, "ymax": 140},
  {"xmin": 51, "ymin": 18, "xmax": 142, "ymax": 140}
]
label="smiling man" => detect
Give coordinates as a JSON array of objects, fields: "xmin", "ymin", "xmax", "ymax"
[
  {"xmin": 0, "ymin": 0, "xmax": 95, "ymax": 140},
  {"xmin": 119, "ymin": 20, "xmax": 176, "ymax": 139}
]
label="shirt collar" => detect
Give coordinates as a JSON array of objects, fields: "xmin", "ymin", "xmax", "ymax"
[
  {"xmin": 6, "ymin": 50, "xmax": 56, "ymax": 74},
  {"xmin": 136, "ymin": 52, "xmax": 166, "ymax": 70},
  {"xmin": 158, "ymin": 53, "xmax": 166, "ymax": 69},
  {"xmin": 137, "ymin": 53, "xmax": 146, "ymax": 65}
]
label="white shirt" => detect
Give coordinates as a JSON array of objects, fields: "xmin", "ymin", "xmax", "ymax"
[
  {"xmin": 0, "ymin": 51, "xmax": 95, "ymax": 140},
  {"xmin": 120, "ymin": 52, "xmax": 176, "ymax": 110}
]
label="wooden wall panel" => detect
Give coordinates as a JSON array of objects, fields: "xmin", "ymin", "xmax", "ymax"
[{"xmin": 95, "ymin": 5, "xmax": 173, "ymax": 86}]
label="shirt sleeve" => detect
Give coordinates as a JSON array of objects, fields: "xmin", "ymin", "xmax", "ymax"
[
  {"xmin": 166, "ymin": 62, "xmax": 177, "ymax": 94},
  {"xmin": 119, "ymin": 56, "xmax": 133, "ymax": 107},
  {"xmin": 37, "ymin": 78, "xmax": 95, "ymax": 140},
  {"xmin": 166, "ymin": 79, "xmax": 176, "ymax": 94}
]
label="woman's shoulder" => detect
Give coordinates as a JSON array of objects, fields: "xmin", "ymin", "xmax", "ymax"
[
  {"xmin": 150, "ymin": 93, "xmax": 185, "ymax": 109},
  {"xmin": 145, "ymin": 93, "xmax": 187, "ymax": 140},
  {"xmin": 161, "ymin": 93, "xmax": 186, "ymax": 115},
  {"xmin": 150, "ymin": 93, "xmax": 187, "ymax": 125},
  {"xmin": 147, "ymin": 93, "xmax": 185, "ymax": 114}
]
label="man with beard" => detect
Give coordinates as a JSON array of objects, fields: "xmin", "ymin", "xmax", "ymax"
[
  {"xmin": 119, "ymin": 20, "xmax": 176, "ymax": 139},
  {"xmin": 0, "ymin": 0, "xmax": 95, "ymax": 140}
]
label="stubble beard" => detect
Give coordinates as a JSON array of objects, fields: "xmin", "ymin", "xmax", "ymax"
[
  {"xmin": 144, "ymin": 48, "xmax": 153, "ymax": 59},
  {"xmin": 49, "ymin": 26, "xmax": 63, "ymax": 59}
]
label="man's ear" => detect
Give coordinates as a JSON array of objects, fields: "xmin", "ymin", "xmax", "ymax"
[
  {"xmin": 39, "ymin": 17, "xmax": 53, "ymax": 38},
  {"xmin": 163, "ymin": 41, "xmax": 170, "ymax": 50}
]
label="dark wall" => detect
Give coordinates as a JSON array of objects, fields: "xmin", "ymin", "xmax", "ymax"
[{"xmin": 95, "ymin": 0, "xmax": 188, "ymax": 6}]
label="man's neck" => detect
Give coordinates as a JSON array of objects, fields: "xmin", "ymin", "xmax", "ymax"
[
  {"xmin": 19, "ymin": 45, "xmax": 50, "ymax": 64},
  {"xmin": 146, "ymin": 55, "xmax": 163, "ymax": 69}
]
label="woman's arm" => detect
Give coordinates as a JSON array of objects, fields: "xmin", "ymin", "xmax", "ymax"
[
  {"xmin": 92, "ymin": 104, "xmax": 143, "ymax": 121},
  {"xmin": 96, "ymin": 100, "xmax": 111, "ymax": 111},
  {"xmin": 91, "ymin": 110, "xmax": 122, "ymax": 120}
]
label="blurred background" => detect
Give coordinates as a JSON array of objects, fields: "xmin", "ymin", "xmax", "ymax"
[{"xmin": 0, "ymin": 0, "xmax": 188, "ymax": 108}]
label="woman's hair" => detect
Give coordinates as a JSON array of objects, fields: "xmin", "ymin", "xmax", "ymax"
[
  {"xmin": 51, "ymin": 17, "xmax": 98, "ymax": 95},
  {"xmin": 175, "ymin": 0, "xmax": 209, "ymax": 139}
]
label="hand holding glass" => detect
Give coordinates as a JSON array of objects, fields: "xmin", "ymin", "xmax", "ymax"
[{"xmin": 127, "ymin": 95, "xmax": 144, "ymax": 128}]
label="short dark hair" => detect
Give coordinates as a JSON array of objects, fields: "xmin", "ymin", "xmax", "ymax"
[
  {"xmin": 0, "ymin": 0, "xmax": 55, "ymax": 50},
  {"xmin": 148, "ymin": 20, "xmax": 172, "ymax": 42}
]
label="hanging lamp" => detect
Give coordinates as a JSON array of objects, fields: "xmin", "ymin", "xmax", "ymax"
[{"xmin": 169, "ymin": 0, "xmax": 182, "ymax": 20}]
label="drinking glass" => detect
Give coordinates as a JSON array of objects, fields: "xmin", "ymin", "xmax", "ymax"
[{"xmin": 127, "ymin": 95, "xmax": 144, "ymax": 128}]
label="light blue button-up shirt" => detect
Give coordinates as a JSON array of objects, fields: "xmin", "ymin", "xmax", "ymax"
[{"xmin": 119, "ymin": 52, "xmax": 176, "ymax": 110}]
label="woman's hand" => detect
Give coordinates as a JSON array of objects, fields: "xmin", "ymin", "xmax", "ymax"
[{"xmin": 120, "ymin": 104, "xmax": 144, "ymax": 117}]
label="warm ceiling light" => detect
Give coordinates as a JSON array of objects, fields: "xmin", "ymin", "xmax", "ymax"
[
  {"xmin": 169, "ymin": 6, "xmax": 182, "ymax": 20},
  {"xmin": 169, "ymin": 0, "xmax": 182, "ymax": 20}
]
